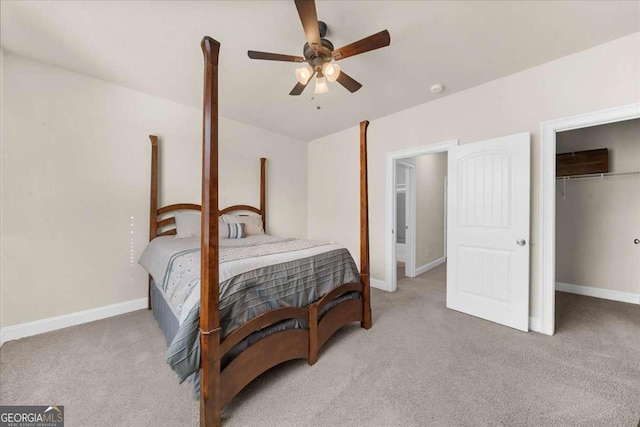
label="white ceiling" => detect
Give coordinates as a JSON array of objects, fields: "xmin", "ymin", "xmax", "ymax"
[{"xmin": 2, "ymin": 1, "xmax": 638, "ymax": 141}]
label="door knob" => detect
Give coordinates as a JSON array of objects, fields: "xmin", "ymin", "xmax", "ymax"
[
  {"xmin": 516, "ymin": 239, "xmax": 526, "ymax": 246},
  {"xmin": 635, "ymin": 238, "xmax": 640, "ymax": 245}
]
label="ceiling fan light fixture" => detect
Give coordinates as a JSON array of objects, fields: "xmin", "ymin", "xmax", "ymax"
[
  {"xmin": 323, "ymin": 62, "xmax": 341, "ymax": 82},
  {"xmin": 295, "ymin": 64, "xmax": 314, "ymax": 84},
  {"xmin": 315, "ymin": 76, "xmax": 329, "ymax": 94}
]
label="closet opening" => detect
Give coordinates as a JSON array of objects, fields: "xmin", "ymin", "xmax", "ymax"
[{"xmin": 554, "ymin": 118, "xmax": 640, "ymax": 331}]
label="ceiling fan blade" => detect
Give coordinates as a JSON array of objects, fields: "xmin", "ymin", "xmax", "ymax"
[
  {"xmin": 294, "ymin": 0, "xmax": 321, "ymax": 52},
  {"xmin": 248, "ymin": 50, "xmax": 305, "ymax": 62},
  {"xmin": 289, "ymin": 74, "xmax": 314, "ymax": 96},
  {"xmin": 332, "ymin": 30, "xmax": 391, "ymax": 61},
  {"xmin": 336, "ymin": 71, "xmax": 363, "ymax": 93}
]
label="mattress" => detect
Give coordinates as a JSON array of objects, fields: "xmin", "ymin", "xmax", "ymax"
[{"xmin": 139, "ymin": 234, "xmax": 361, "ymax": 384}]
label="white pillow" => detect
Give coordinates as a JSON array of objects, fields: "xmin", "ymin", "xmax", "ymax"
[
  {"xmin": 218, "ymin": 218, "xmax": 229, "ymax": 239},
  {"xmin": 174, "ymin": 211, "xmax": 200, "ymax": 238},
  {"xmin": 175, "ymin": 211, "xmax": 230, "ymax": 239},
  {"xmin": 222, "ymin": 214, "xmax": 265, "ymax": 236}
]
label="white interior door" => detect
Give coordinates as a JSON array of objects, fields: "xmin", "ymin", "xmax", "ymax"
[
  {"xmin": 395, "ymin": 188, "xmax": 407, "ymax": 262},
  {"xmin": 395, "ymin": 164, "xmax": 413, "ymax": 268},
  {"xmin": 446, "ymin": 133, "xmax": 530, "ymax": 331}
]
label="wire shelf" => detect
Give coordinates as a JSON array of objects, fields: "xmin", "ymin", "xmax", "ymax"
[{"xmin": 556, "ymin": 171, "xmax": 640, "ymax": 181}]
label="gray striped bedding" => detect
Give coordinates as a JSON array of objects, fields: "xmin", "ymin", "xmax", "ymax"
[{"xmin": 139, "ymin": 235, "xmax": 361, "ymax": 390}]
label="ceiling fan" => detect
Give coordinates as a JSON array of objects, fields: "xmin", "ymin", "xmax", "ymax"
[{"xmin": 247, "ymin": 0, "xmax": 391, "ymax": 96}]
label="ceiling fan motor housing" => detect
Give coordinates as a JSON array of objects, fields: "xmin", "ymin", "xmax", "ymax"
[
  {"xmin": 304, "ymin": 38, "xmax": 334, "ymax": 65},
  {"xmin": 303, "ymin": 21, "xmax": 334, "ymax": 69}
]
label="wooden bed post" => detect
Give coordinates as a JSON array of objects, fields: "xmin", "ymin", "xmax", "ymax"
[
  {"xmin": 148, "ymin": 135, "xmax": 159, "ymax": 310},
  {"xmin": 260, "ymin": 158, "xmax": 267, "ymax": 234},
  {"xmin": 200, "ymin": 36, "xmax": 222, "ymax": 427},
  {"xmin": 360, "ymin": 120, "xmax": 372, "ymax": 329}
]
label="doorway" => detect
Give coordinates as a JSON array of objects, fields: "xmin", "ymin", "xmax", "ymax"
[
  {"xmin": 395, "ymin": 160, "xmax": 415, "ymax": 280},
  {"xmin": 386, "ymin": 139, "xmax": 457, "ymax": 292},
  {"xmin": 555, "ymin": 119, "xmax": 640, "ymax": 330},
  {"xmin": 387, "ymin": 133, "xmax": 532, "ymax": 332},
  {"xmin": 539, "ymin": 103, "xmax": 640, "ymax": 335},
  {"xmin": 394, "ymin": 154, "xmax": 448, "ymax": 282}
]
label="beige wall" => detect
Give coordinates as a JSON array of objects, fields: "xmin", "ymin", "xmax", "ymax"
[
  {"xmin": 414, "ymin": 153, "xmax": 447, "ymax": 268},
  {"xmin": 556, "ymin": 119, "xmax": 640, "ymax": 294},
  {"xmin": 307, "ymin": 33, "xmax": 640, "ymax": 321},
  {"xmin": 0, "ymin": 47, "xmax": 4, "ymax": 332},
  {"xmin": 0, "ymin": 52, "xmax": 307, "ymax": 328}
]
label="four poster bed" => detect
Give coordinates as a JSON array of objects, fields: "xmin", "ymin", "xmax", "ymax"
[{"xmin": 139, "ymin": 36, "xmax": 371, "ymax": 427}]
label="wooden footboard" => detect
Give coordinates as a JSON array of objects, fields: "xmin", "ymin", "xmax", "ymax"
[
  {"xmin": 217, "ymin": 285, "xmax": 365, "ymax": 404},
  {"xmin": 218, "ymin": 307, "xmax": 308, "ymax": 407},
  {"xmin": 220, "ymin": 329, "xmax": 308, "ymax": 407},
  {"xmin": 220, "ymin": 307, "xmax": 307, "ymax": 356},
  {"xmin": 308, "ymin": 282, "xmax": 364, "ymax": 365},
  {"xmin": 317, "ymin": 299, "xmax": 363, "ymax": 349}
]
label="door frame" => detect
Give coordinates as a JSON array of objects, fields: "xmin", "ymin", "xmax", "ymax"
[
  {"xmin": 538, "ymin": 103, "xmax": 640, "ymax": 335},
  {"xmin": 443, "ymin": 176, "xmax": 448, "ymax": 262},
  {"xmin": 395, "ymin": 160, "xmax": 416, "ymax": 275},
  {"xmin": 385, "ymin": 139, "xmax": 458, "ymax": 292}
]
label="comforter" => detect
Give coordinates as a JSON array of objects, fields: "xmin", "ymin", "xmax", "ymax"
[{"xmin": 139, "ymin": 235, "xmax": 360, "ymax": 383}]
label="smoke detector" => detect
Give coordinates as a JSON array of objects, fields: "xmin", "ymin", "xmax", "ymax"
[{"xmin": 430, "ymin": 84, "xmax": 444, "ymax": 94}]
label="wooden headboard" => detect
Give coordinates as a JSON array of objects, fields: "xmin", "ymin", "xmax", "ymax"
[{"xmin": 148, "ymin": 135, "xmax": 267, "ymax": 239}]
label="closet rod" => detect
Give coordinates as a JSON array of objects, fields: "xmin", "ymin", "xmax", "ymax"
[{"xmin": 555, "ymin": 171, "xmax": 640, "ymax": 181}]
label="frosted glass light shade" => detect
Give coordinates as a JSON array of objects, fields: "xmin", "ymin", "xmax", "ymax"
[
  {"xmin": 315, "ymin": 76, "xmax": 329, "ymax": 94},
  {"xmin": 295, "ymin": 64, "xmax": 314, "ymax": 84},
  {"xmin": 323, "ymin": 63, "xmax": 341, "ymax": 82}
]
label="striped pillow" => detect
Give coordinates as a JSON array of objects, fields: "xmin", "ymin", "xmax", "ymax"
[
  {"xmin": 221, "ymin": 214, "xmax": 264, "ymax": 235},
  {"xmin": 226, "ymin": 222, "xmax": 246, "ymax": 239}
]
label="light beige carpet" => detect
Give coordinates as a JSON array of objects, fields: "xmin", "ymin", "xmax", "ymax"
[{"xmin": 1, "ymin": 264, "xmax": 639, "ymax": 426}]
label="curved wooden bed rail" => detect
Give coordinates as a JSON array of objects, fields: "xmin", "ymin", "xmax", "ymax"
[
  {"xmin": 151, "ymin": 201, "xmax": 265, "ymax": 237},
  {"xmin": 315, "ymin": 282, "xmax": 363, "ymax": 314},
  {"xmin": 220, "ymin": 329, "xmax": 308, "ymax": 408},
  {"xmin": 317, "ymin": 299, "xmax": 363, "ymax": 349},
  {"xmin": 308, "ymin": 283, "xmax": 364, "ymax": 366},
  {"xmin": 219, "ymin": 307, "xmax": 307, "ymax": 356},
  {"xmin": 156, "ymin": 204, "xmax": 202, "ymax": 237},
  {"xmin": 219, "ymin": 205, "xmax": 260, "ymax": 215},
  {"xmin": 158, "ymin": 203, "xmax": 202, "ymax": 215}
]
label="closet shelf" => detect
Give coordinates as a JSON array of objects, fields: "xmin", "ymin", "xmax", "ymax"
[{"xmin": 555, "ymin": 171, "xmax": 640, "ymax": 181}]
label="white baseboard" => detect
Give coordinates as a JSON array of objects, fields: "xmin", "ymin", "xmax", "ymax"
[
  {"xmin": 0, "ymin": 298, "xmax": 147, "ymax": 346},
  {"xmin": 528, "ymin": 316, "xmax": 541, "ymax": 332},
  {"xmin": 556, "ymin": 282, "xmax": 640, "ymax": 305},
  {"xmin": 370, "ymin": 278, "xmax": 393, "ymax": 292},
  {"xmin": 415, "ymin": 257, "xmax": 446, "ymax": 276}
]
